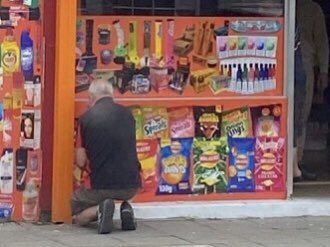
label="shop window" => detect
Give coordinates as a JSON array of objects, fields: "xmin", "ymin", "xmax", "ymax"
[{"xmin": 79, "ymin": 0, "xmax": 284, "ymax": 17}]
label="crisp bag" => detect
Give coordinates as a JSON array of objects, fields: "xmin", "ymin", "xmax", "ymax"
[
  {"xmin": 130, "ymin": 106, "xmax": 143, "ymax": 140},
  {"xmin": 136, "ymin": 139, "xmax": 158, "ymax": 193},
  {"xmin": 255, "ymin": 137, "xmax": 285, "ymax": 191},
  {"xmin": 157, "ymin": 138, "xmax": 193, "ymax": 195},
  {"xmin": 193, "ymin": 106, "xmax": 222, "ymax": 140},
  {"xmin": 192, "ymin": 138, "xmax": 228, "ymax": 194},
  {"xmin": 168, "ymin": 106, "xmax": 195, "ymax": 138},
  {"xmin": 228, "ymin": 137, "xmax": 256, "ymax": 192},
  {"xmin": 221, "ymin": 106, "xmax": 249, "ymax": 138},
  {"xmin": 251, "ymin": 104, "xmax": 282, "ymax": 137},
  {"xmin": 142, "ymin": 107, "xmax": 169, "ymax": 139}
]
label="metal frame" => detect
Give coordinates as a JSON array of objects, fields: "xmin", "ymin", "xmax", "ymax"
[{"xmin": 284, "ymin": 0, "xmax": 296, "ymax": 198}]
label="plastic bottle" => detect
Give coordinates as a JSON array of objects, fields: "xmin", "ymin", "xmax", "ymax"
[
  {"xmin": 1, "ymin": 28, "xmax": 20, "ymax": 74},
  {"xmin": 22, "ymin": 180, "xmax": 38, "ymax": 221},
  {"xmin": 0, "ymin": 150, "xmax": 14, "ymax": 194},
  {"xmin": 20, "ymin": 30, "xmax": 34, "ymax": 80},
  {"xmin": 236, "ymin": 64, "xmax": 243, "ymax": 92}
]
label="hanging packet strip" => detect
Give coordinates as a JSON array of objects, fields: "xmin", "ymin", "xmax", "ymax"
[
  {"xmin": 157, "ymin": 138, "xmax": 193, "ymax": 195},
  {"xmin": 169, "ymin": 106, "xmax": 195, "ymax": 138},
  {"xmin": 221, "ymin": 106, "xmax": 249, "ymax": 138},
  {"xmin": 136, "ymin": 139, "xmax": 158, "ymax": 193},
  {"xmin": 142, "ymin": 107, "xmax": 169, "ymax": 139},
  {"xmin": 193, "ymin": 138, "xmax": 228, "ymax": 194},
  {"xmin": 228, "ymin": 137, "xmax": 256, "ymax": 192},
  {"xmin": 193, "ymin": 106, "xmax": 222, "ymax": 140},
  {"xmin": 251, "ymin": 104, "xmax": 282, "ymax": 137},
  {"xmin": 255, "ymin": 137, "xmax": 285, "ymax": 192}
]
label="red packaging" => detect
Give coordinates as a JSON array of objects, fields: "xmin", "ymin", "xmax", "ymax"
[
  {"xmin": 255, "ymin": 137, "xmax": 285, "ymax": 192},
  {"xmin": 136, "ymin": 139, "xmax": 158, "ymax": 193}
]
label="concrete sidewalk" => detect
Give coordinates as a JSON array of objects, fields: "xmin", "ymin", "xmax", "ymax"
[{"xmin": 1, "ymin": 216, "xmax": 330, "ymax": 247}]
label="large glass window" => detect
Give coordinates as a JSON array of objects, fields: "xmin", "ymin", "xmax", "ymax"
[{"xmin": 79, "ymin": 0, "xmax": 284, "ymax": 16}]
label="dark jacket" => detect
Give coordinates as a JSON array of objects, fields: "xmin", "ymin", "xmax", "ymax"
[{"xmin": 79, "ymin": 97, "xmax": 141, "ymax": 190}]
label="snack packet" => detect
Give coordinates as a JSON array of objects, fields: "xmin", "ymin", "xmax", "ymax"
[
  {"xmin": 228, "ymin": 137, "xmax": 256, "ymax": 192},
  {"xmin": 157, "ymin": 138, "xmax": 193, "ymax": 195},
  {"xmin": 251, "ymin": 104, "xmax": 281, "ymax": 137},
  {"xmin": 193, "ymin": 106, "xmax": 222, "ymax": 140},
  {"xmin": 130, "ymin": 106, "xmax": 143, "ymax": 139},
  {"xmin": 221, "ymin": 106, "xmax": 249, "ymax": 137},
  {"xmin": 255, "ymin": 137, "xmax": 285, "ymax": 191},
  {"xmin": 142, "ymin": 107, "xmax": 169, "ymax": 139},
  {"xmin": 168, "ymin": 107, "xmax": 195, "ymax": 138},
  {"xmin": 136, "ymin": 139, "xmax": 158, "ymax": 193},
  {"xmin": 193, "ymin": 138, "xmax": 228, "ymax": 194}
]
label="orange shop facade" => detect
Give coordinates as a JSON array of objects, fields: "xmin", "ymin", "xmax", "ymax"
[{"xmin": 0, "ymin": 0, "xmax": 296, "ymax": 223}]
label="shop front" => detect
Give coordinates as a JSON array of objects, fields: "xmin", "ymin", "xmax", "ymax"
[
  {"xmin": 0, "ymin": 0, "xmax": 297, "ymax": 223},
  {"xmin": 58, "ymin": 0, "xmax": 295, "ymax": 223}
]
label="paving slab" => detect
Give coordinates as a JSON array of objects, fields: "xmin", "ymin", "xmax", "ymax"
[{"xmin": 1, "ymin": 217, "xmax": 330, "ymax": 247}]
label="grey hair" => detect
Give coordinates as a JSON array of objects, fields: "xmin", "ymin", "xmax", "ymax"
[{"xmin": 88, "ymin": 79, "xmax": 114, "ymax": 98}]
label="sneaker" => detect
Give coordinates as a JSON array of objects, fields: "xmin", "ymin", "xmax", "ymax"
[
  {"xmin": 120, "ymin": 201, "xmax": 137, "ymax": 231},
  {"xmin": 97, "ymin": 199, "xmax": 115, "ymax": 234}
]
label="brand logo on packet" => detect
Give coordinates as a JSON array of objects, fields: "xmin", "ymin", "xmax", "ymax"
[
  {"xmin": 143, "ymin": 118, "xmax": 168, "ymax": 136},
  {"xmin": 198, "ymin": 113, "xmax": 219, "ymax": 123},
  {"xmin": 2, "ymin": 51, "xmax": 17, "ymax": 68},
  {"xmin": 171, "ymin": 119, "xmax": 193, "ymax": 133},
  {"xmin": 200, "ymin": 153, "xmax": 220, "ymax": 163},
  {"xmin": 161, "ymin": 154, "xmax": 187, "ymax": 185},
  {"xmin": 136, "ymin": 142, "xmax": 151, "ymax": 153},
  {"xmin": 226, "ymin": 121, "xmax": 246, "ymax": 136}
]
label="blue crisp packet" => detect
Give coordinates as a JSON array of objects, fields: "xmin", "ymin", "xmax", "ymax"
[
  {"xmin": 157, "ymin": 138, "xmax": 193, "ymax": 195},
  {"xmin": 228, "ymin": 137, "xmax": 256, "ymax": 192}
]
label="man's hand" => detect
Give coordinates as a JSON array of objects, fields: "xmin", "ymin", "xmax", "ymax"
[{"xmin": 75, "ymin": 147, "xmax": 88, "ymax": 168}]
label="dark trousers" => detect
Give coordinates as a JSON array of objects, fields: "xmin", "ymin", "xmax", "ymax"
[{"xmin": 71, "ymin": 188, "xmax": 139, "ymax": 216}]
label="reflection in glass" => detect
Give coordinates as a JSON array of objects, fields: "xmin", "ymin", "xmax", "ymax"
[{"xmin": 78, "ymin": 0, "xmax": 284, "ymax": 17}]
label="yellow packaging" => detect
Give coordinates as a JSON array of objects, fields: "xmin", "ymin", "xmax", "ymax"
[
  {"xmin": 142, "ymin": 106, "xmax": 169, "ymax": 139},
  {"xmin": 1, "ymin": 29, "xmax": 20, "ymax": 74}
]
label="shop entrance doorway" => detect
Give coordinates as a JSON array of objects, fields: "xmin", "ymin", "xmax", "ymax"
[{"xmin": 293, "ymin": 0, "xmax": 330, "ymax": 198}]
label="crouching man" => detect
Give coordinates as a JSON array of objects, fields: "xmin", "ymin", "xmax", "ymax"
[{"xmin": 72, "ymin": 79, "xmax": 141, "ymax": 234}]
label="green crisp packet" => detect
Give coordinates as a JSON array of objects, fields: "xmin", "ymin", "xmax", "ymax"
[
  {"xmin": 130, "ymin": 106, "xmax": 143, "ymax": 140},
  {"xmin": 221, "ymin": 106, "xmax": 249, "ymax": 137},
  {"xmin": 192, "ymin": 137, "xmax": 228, "ymax": 194}
]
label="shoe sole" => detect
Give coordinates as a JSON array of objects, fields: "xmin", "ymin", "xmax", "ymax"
[
  {"xmin": 98, "ymin": 199, "xmax": 114, "ymax": 234},
  {"xmin": 121, "ymin": 209, "xmax": 136, "ymax": 231}
]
